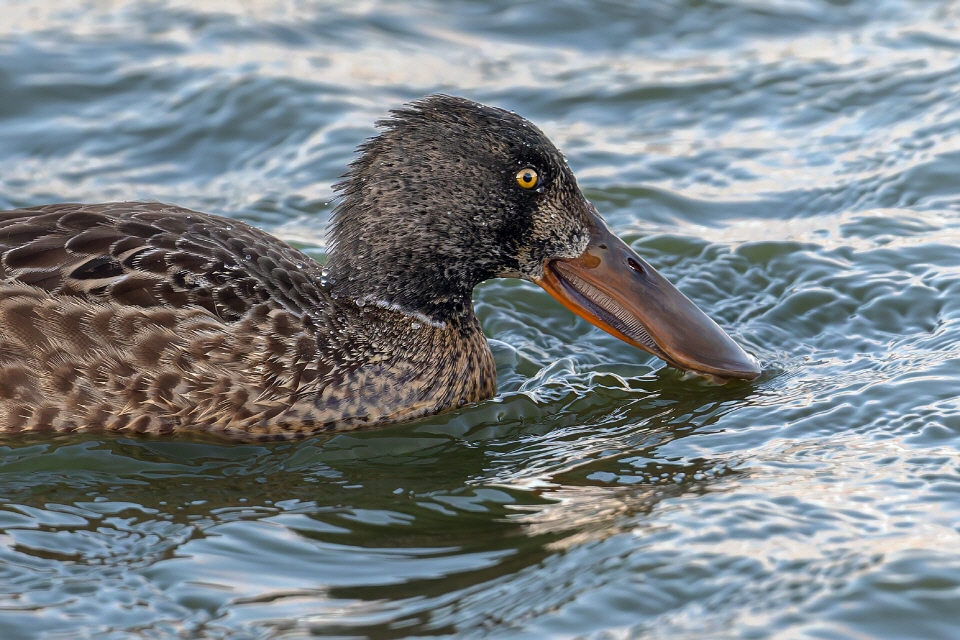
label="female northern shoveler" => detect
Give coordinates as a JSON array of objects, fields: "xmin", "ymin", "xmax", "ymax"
[{"xmin": 0, "ymin": 95, "xmax": 759, "ymax": 438}]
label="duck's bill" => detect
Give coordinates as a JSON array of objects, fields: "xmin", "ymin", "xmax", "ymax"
[{"xmin": 535, "ymin": 212, "xmax": 761, "ymax": 381}]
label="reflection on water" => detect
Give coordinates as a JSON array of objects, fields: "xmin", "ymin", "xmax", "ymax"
[{"xmin": 3, "ymin": 0, "xmax": 960, "ymax": 638}]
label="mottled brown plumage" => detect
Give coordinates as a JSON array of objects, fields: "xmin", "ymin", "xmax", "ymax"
[
  {"xmin": 0, "ymin": 95, "xmax": 758, "ymax": 439},
  {"xmin": 0, "ymin": 199, "xmax": 494, "ymax": 438}
]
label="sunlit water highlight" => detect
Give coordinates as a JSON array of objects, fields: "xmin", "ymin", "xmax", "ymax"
[{"xmin": 2, "ymin": 1, "xmax": 960, "ymax": 638}]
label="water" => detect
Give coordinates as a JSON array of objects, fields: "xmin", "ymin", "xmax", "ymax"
[{"xmin": 1, "ymin": 1, "xmax": 960, "ymax": 637}]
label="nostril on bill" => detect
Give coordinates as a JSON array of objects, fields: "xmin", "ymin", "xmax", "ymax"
[{"xmin": 627, "ymin": 257, "xmax": 645, "ymax": 275}]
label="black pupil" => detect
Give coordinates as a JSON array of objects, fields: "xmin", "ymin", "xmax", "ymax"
[{"xmin": 522, "ymin": 172, "xmax": 534, "ymax": 184}]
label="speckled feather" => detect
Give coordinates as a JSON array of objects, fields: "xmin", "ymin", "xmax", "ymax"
[
  {"xmin": 0, "ymin": 202, "xmax": 495, "ymax": 438},
  {"xmin": 0, "ymin": 95, "xmax": 595, "ymax": 438}
]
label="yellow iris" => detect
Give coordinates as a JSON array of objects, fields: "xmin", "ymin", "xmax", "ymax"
[{"xmin": 516, "ymin": 168, "xmax": 539, "ymax": 189}]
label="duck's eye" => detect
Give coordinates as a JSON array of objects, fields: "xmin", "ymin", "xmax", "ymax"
[{"xmin": 516, "ymin": 168, "xmax": 539, "ymax": 190}]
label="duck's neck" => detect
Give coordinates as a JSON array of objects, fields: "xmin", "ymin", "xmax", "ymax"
[
  {"xmin": 324, "ymin": 151, "xmax": 516, "ymax": 324},
  {"xmin": 325, "ymin": 241, "xmax": 486, "ymax": 325}
]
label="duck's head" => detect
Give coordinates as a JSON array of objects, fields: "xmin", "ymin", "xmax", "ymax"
[{"xmin": 327, "ymin": 95, "xmax": 760, "ymax": 381}]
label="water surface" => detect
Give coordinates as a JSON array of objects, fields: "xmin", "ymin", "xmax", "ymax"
[{"xmin": 2, "ymin": 1, "xmax": 960, "ymax": 637}]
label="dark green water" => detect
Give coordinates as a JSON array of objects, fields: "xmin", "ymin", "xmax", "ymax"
[{"xmin": 2, "ymin": 1, "xmax": 960, "ymax": 637}]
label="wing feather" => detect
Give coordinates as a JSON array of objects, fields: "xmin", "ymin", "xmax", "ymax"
[{"xmin": 0, "ymin": 201, "xmax": 327, "ymax": 320}]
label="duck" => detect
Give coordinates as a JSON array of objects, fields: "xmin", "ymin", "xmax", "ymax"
[{"xmin": 0, "ymin": 95, "xmax": 760, "ymax": 439}]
